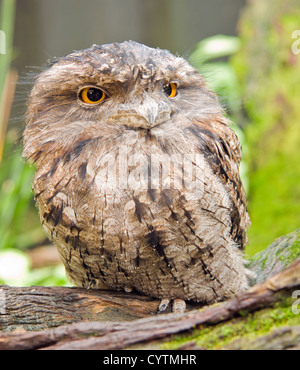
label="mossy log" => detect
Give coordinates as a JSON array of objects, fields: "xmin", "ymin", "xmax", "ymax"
[
  {"xmin": 0, "ymin": 287, "xmax": 161, "ymax": 332},
  {"xmin": 247, "ymin": 229, "xmax": 300, "ymax": 285},
  {"xmin": 0, "ymin": 230, "xmax": 299, "ymax": 350},
  {"xmin": 0, "ymin": 258, "xmax": 299, "ymax": 350}
]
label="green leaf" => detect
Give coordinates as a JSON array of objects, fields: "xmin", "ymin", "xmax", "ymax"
[{"xmin": 189, "ymin": 34, "xmax": 241, "ymax": 66}]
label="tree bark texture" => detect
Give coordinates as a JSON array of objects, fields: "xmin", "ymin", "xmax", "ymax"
[
  {"xmin": 0, "ymin": 256, "xmax": 299, "ymax": 349},
  {"xmin": 0, "ymin": 229, "xmax": 299, "ymax": 349},
  {"xmin": 0, "ymin": 286, "xmax": 161, "ymax": 332}
]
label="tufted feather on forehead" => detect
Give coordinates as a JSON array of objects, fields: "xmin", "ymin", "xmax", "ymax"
[{"xmin": 34, "ymin": 41, "xmax": 205, "ymax": 89}]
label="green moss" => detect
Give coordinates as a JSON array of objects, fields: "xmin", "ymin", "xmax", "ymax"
[
  {"xmin": 160, "ymin": 297, "xmax": 298, "ymax": 350},
  {"xmin": 279, "ymin": 234, "xmax": 300, "ymax": 266}
]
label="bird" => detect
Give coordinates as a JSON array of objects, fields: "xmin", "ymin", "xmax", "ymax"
[{"xmin": 23, "ymin": 41, "xmax": 250, "ymax": 313}]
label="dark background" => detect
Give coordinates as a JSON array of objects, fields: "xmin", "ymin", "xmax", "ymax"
[{"xmin": 13, "ymin": 0, "xmax": 246, "ymax": 72}]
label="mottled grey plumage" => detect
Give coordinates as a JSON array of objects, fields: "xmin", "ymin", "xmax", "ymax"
[{"xmin": 23, "ymin": 41, "xmax": 250, "ymax": 312}]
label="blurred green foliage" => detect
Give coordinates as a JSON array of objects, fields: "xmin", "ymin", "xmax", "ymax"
[
  {"xmin": 0, "ymin": 0, "xmax": 68, "ymax": 286},
  {"xmin": 190, "ymin": 34, "xmax": 249, "ymax": 195},
  {"xmin": 190, "ymin": 34, "xmax": 242, "ymax": 117},
  {"xmin": 0, "ymin": 247, "xmax": 67, "ymax": 286},
  {"xmin": 232, "ymin": 0, "xmax": 300, "ymax": 255},
  {"xmin": 0, "ymin": 0, "xmax": 15, "ymax": 98},
  {"xmin": 0, "ymin": 140, "xmax": 68, "ymax": 285},
  {"xmin": 0, "ymin": 144, "xmax": 35, "ymax": 250}
]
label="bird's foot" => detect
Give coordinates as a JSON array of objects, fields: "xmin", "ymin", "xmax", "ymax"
[
  {"xmin": 157, "ymin": 298, "xmax": 186, "ymax": 314},
  {"xmin": 124, "ymin": 285, "xmax": 133, "ymax": 293}
]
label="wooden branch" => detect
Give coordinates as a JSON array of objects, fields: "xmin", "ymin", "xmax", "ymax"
[
  {"xmin": 1, "ymin": 258, "xmax": 299, "ymax": 350},
  {"xmin": 0, "ymin": 286, "xmax": 161, "ymax": 332}
]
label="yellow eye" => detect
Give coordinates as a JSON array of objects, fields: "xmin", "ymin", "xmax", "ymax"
[
  {"xmin": 80, "ymin": 87, "xmax": 106, "ymax": 104},
  {"xmin": 164, "ymin": 82, "xmax": 177, "ymax": 98}
]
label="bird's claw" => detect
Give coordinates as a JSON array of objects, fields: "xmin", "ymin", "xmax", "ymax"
[{"xmin": 157, "ymin": 298, "xmax": 186, "ymax": 314}]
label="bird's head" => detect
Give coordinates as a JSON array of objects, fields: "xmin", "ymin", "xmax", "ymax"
[{"xmin": 23, "ymin": 41, "xmax": 223, "ymax": 163}]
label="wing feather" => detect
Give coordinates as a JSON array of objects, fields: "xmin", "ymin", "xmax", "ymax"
[{"xmin": 188, "ymin": 115, "xmax": 250, "ymax": 249}]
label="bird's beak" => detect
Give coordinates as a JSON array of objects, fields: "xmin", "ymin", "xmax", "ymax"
[
  {"xmin": 112, "ymin": 95, "xmax": 171, "ymax": 129},
  {"xmin": 135, "ymin": 97, "xmax": 171, "ymax": 128}
]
